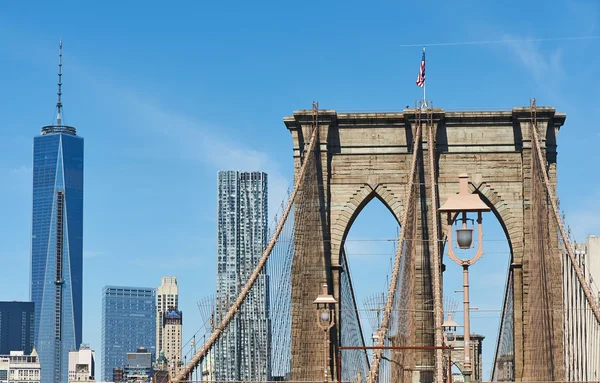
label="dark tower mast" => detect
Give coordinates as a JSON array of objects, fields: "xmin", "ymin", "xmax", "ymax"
[
  {"xmin": 56, "ymin": 38, "xmax": 63, "ymax": 126},
  {"xmin": 42, "ymin": 39, "xmax": 76, "ymax": 136}
]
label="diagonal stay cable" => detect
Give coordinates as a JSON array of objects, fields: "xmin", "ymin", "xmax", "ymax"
[
  {"xmin": 426, "ymin": 109, "xmax": 444, "ymax": 383},
  {"xmin": 172, "ymin": 109, "xmax": 320, "ymax": 382},
  {"xmin": 368, "ymin": 113, "xmax": 423, "ymax": 382},
  {"xmin": 529, "ymin": 99, "xmax": 600, "ymax": 325}
]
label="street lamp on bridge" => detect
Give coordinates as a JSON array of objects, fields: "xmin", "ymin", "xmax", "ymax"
[
  {"xmin": 442, "ymin": 313, "xmax": 458, "ymax": 383},
  {"xmin": 439, "ymin": 174, "xmax": 490, "ymax": 383},
  {"xmin": 314, "ymin": 283, "xmax": 337, "ymax": 382}
]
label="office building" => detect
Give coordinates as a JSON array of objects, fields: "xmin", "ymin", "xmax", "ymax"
[
  {"xmin": 0, "ymin": 350, "xmax": 41, "ymax": 383},
  {"xmin": 156, "ymin": 277, "xmax": 178, "ymax": 359},
  {"xmin": 68, "ymin": 345, "xmax": 95, "ymax": 382},
  {"xmin": 0, "ymin": 302, "xmax": 34, "ymax": 355},
  {"xmin": 563, "ymin": 235, "xmax": 600, "ymax": 382},
  {"xmin": 101, "ymin": 286, "xmax": 155, "ymax": 381},
  {"xmin": 161, "ymin": 309, "xmax": 182, "ymax": 376},
  {"xmin": 30, "ymin": 40, "xmax": 84, "ymax": 383},
  {"xmin": 123, "ymin": 347, "xmax": 152, "ymax": 382},
  {"xmin": 215, "ymin": 171, "xmax": 270, "ymax": 381}
]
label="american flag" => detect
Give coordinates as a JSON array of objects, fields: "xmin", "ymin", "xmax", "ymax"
[{"xmin": 416, "ymin": 48, "xmax": 426, "ymax": 87}]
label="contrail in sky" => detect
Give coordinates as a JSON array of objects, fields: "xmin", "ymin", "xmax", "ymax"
[{"xmin": 399, "ymin": 36, "xmax": 600, "ymax": 47}]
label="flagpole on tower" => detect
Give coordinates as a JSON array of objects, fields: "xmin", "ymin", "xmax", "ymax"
[
  {"xmin": 416, "ymin": 46, "xmax": 427, "ymax": 108},
  {"xmin": 423, "ymin": 47, "xmax": 426, "ymax": 105}
]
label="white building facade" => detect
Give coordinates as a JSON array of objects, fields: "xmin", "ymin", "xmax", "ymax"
[
  {"xmin": 0, "ymin": 350, "xmax": 40, "ymax": 383},
  {"xmin": 156, "ymin": 277, "xmax": 178, "ymax": 360},
  {"xmin": 68, "ymin": 345, "xmax": 95, "ymax": 382},
  {"xmin": 215, "ymin": 171, "xmax": 270, "ymax": 381}
]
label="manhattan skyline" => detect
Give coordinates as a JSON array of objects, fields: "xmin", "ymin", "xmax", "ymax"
[{"xmin": 1, "ymin": 1, "xmax": 600, "ymax": 380}]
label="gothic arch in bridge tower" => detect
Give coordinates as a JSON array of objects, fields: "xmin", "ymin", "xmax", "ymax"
[{"xmin": 331, "ymin": 184, "xmax": 404, "ymax": 268}]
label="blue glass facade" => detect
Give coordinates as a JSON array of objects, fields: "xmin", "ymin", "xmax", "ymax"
[
  {"xmin": 30, "ymin": 128, "xmax": 83, "ymax": 383},
  {"xmin": 0, "ymin": 302, "xmax": 35, "ymax": 355},
  {"xmin": 101, "ymin": 286, "xmax": 156, "ymax": 382}
]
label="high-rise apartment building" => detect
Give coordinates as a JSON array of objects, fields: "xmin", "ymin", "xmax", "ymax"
[
  {"xmin": 161, "ymin": 310, "xmax": 182, "ymax": 376},
  {"xmin": 68, "ymin": 345, "xmax": 95, "ymax": 382},
  {"xmin": 101, "ymin": 286, "xmax": 156, "ymax": 381},
  {"xmin": 30, "ymin": 40, "xmax": 84, "ymax": 383},
  {"xmin": 156, "ymin": 277, "xmax": 178, "ymax": 359},
  {"xmin": 0, "ymin": 302, "xmax": 34, "ymax": 355},
  {"xmin": 215, "ymin": 171, "xmax": 270, "ymax": 381}
]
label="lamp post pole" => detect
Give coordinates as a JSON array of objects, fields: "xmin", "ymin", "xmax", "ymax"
[
  {"xmin": 462, "ymin": 265, "xmax": 472, "ymax": 383},
  {"xmin": 323, "ymin": 325, "xmax": 332, "ymax": 382}
]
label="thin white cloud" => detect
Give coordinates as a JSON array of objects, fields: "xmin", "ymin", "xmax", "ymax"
[
  {"xmin": 503, "ymin": 33, "xmax": 564, "ymax": 100},
  {"xmin": 98, "ymin": 86, "xmax": 291, "ymax": 220}
]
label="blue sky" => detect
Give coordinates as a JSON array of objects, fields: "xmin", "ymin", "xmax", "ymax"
[{"xmin": 1, "ymin": 0, "xmax": 599, "ymax": 380}]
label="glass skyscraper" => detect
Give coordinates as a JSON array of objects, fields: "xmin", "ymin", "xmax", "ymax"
[
  {"xmin": 215, "ymin": 171, "xmax": 270, "ymax": 381},
  {"xmin": 0, "ymin": 302, "xmax": 35, "ymax": 355},
  {"xmin": 101, "ymin": 286, "xmax": 156, "ymax": 381},
  {"xmin": 30, "ymin": 41, "xmax": 84, "ymax": 383}
]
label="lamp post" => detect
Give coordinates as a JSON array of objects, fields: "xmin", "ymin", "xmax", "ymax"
[
  {"xmin": 442, "ymin": 313, "xmax": 458, "ymax": 383},
  {"xmin": 439, "ymin": 174, "xmax": 490, "ymax": 383},
  {"xmin": 314, "ymin": 283, "xmax": 337, "ymax": 382}
]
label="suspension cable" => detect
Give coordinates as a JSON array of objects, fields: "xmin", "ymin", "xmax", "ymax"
[
  {"xmin": 529, "ymin": 99, "xmax": 600, "ymax": 324},
  {"xmin": 172, "ymin": 103, "xmax": 321, "ymax": 382}
]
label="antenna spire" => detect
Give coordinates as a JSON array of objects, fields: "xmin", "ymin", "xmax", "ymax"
[{"xmin": 56, "ymin": 38, "xmax": 63, "ymax": 126}]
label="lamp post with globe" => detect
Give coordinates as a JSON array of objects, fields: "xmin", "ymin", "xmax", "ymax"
[
  {"xmin": 439, "ymin": 174, "xmax": 491, "ymax": 383},
  {"xmin": 442, "ymin": 313, "xmax": 459, "ymax": 383},
  {"xmin": 314, "ymin": 284, "xmax": 337, "ymax": 382}
]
